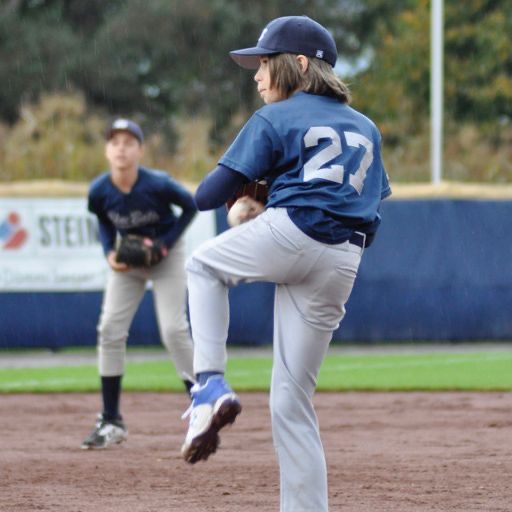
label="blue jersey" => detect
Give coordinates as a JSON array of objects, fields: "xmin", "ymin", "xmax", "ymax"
[
  {"xmin": 88, "ymin": 167, "xmax": 197, "ymax": 254},
  {"xmin": 220, "ymin": 92, "xmax": 391, "ymax": 244}
]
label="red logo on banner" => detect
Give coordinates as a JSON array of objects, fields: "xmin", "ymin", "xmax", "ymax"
[{"xmin": 0, "ymin": 212, "xmax": 28, "ymax": 249}]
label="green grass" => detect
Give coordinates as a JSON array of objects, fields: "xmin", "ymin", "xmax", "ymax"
[
  {"xmin": 317, "ymin": 352, "xmax": 512, "ymax": 391},
  {"xmin": 1, "ymin": 350, "xmax": 511, "ymax": 393}
]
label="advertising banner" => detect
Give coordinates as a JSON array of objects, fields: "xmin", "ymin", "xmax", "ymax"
[{"xmin": 0, "ymin": 198, "xmax": 215, "ymax": 292}]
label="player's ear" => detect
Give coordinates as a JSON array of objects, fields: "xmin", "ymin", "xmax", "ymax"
[{"xmin": 296, "ymin": 55, "xmax": 309, "ymax": 73}]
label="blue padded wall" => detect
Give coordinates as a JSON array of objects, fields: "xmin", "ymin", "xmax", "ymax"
[{"xmin": 1, "ymin": 199, "xmax": 511, "ymax": 349}]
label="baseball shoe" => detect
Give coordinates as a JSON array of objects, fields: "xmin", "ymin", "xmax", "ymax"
[
  {"xmin": 181, "ymin": 375, "xmax": 241, "ymax": 464},
  {"xmin": 81, "ymin": 413, "xmax": 128, "ymax": 450}
]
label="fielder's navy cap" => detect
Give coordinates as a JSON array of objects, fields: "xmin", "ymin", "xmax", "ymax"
[
  {"xmin": 230, "ymin": 16, "xmax": 337, "ymax": 69},
  {"xmin": 106, "ymin": 118, "xmax": 144, "ymax": 143}
]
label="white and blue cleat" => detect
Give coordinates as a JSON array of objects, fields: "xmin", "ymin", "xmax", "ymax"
[{"xmin": 181, "ymin": 375, "xmax": 241, "ymax": 464}]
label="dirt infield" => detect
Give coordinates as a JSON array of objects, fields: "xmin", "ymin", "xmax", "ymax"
[{"xmin": 1, "ymin": 392, "xmax": 511, "ymax": 512}]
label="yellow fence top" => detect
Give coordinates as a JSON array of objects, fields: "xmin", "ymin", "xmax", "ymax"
[{"xmin": 0, "ymin": 180, "xmax": 511, "ymax": 199}]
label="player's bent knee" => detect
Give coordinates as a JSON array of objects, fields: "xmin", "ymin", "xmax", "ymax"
[
  {"xmin": 186, "ymin": 256, "xmax": 219, "ymax": 284},
  {"xmin": 97, "ymin": 324, "xmax": 128, "ymax": 348},
  {"xmin": 185, "ymin": 254, "xmax": 205, "ymax": 274},
  {"xmin": 161, "ymin": 329, "xmax": 191, "ymax": 351}
]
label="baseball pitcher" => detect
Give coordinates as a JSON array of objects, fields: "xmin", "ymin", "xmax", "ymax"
[{"xmin": 181, "ymin": 16, "xmax": 392, "ymax": 512}]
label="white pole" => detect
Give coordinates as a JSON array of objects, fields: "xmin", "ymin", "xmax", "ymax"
[{"xmin": 431, "ymin": 0, "xmax": 444, "ymax": 184}]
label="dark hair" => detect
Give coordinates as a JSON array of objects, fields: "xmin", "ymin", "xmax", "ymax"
[{"xmin": 268, "ymin": 53, "xmax": 351, "ymax": 103}]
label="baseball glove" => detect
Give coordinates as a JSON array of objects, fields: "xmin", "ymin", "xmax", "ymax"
[
  {"xmin": 226, "ymin": 180, "xmax": 268, "ymax": 210},
  {"xmin": 115, "ymin": 235, "xmax": 167, "ymax": 268}
]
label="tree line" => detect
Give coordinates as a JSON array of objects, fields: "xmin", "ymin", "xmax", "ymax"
[{"xmin": 0, "ymin": 0, "xmax": 510, "ymax": 183}]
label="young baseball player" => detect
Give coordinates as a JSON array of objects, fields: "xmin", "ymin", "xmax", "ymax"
[
  {"xmin": 82, "ymin": 118, "xmax": 197, "ymax": 449},
  {"xmin": 181, "ymin": 16, "xmax": 392, "ymax": 511}
]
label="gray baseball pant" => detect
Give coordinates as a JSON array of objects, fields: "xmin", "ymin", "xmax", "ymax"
[
  {"xmin": 186, "ymin": 207, "xmax": 362, "ymax": 512},
  {"xmin": 97, "ymin": 237, "xmax": 194, "ymax": 381}
]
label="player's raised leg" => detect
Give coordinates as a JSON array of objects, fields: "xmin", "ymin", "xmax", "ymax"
[
  {"xmin": 181, "ymin": 253, "xmax": 241, "ymax": 463},
  {"xmin": 181, "ymin": 208, "xmax": 314, "ymax": 463}
]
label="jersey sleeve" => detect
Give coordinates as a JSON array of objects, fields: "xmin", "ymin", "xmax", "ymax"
[
  {"xmin": 381, "ymin": 170, "xmax": 392, "ymax": 199},
  {"xmin": 87, "ymin": 181, "xmax": 116, "ymax": 255},
  {"xmin": 194, "ymin": 165, "xmax": 248, "ymax": 211},
  {"xmin": 158, "ymin": 176, "xmax": 197, "ymax": 248},
  {"xmin": 219, "ymin": 113, "xmax": 281, "ymax": 181},
  {"xmin": 97, "ymin": 218, "xmax": 116, "ymax": 255},
  {"xmin": 87, "ymin": 186, "xmax": 100, "ymax": 216}
]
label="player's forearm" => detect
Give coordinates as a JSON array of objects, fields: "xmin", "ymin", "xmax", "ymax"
[
  {"xmin": 160, "ymin": 207, "xmax": 197, "ymax": 249},
  {"xmin": 194, "ymin": 164, "xmax": 248, "ymax": 210},
  {"xmin": 97, "ymin": 219, "xmax": 116, "ymax": 256}
]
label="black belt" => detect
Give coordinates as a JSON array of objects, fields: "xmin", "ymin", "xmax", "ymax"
[{"xmin": 348, "ymin": 232, "xmax": 365, "ymax": 248}]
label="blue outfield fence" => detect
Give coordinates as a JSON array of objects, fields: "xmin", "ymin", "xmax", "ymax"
[
  {"xmin": 218, "ymin": 199, "xmax": 512, "ymax": 344},
  {"xmin": 1, "ymin": 198, "xmax": 511, "ymax": 349},
  {"xmin": 339, "ymin": 199, "xmax": 512, "ymax": 342}
]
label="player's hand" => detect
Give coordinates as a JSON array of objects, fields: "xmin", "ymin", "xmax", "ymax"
[
  {"xmin": 239, "ymin": 196, "xmax": 265, "ymax": 221},
  {"xmin": 107, "ymin": 250, "xmax": 130, "ymax": 272},
  {"xmin": 227, "ymin": 196, "xmax": 265, "ymax": 227}
]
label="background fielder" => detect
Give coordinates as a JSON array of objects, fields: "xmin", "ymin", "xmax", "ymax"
[
  {"xmin": 181, "ymin": 16, "xmax": 391, "ymax": 512},
  {"xmin": 82, "ymin": 118, "xmax": 197, "ymax": 449}
]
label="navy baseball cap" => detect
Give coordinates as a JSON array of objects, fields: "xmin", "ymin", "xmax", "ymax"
[
  {"xmin": 106, "ymin": 118, "xmax": 144, "ymax": 143},
  {"xmin": 230, "ymin": 16, "xmax": 337, "ymax": 69}
]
